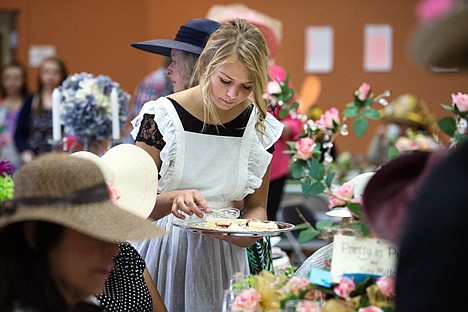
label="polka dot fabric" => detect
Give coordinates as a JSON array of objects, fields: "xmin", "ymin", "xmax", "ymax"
[{"xmin": 97, "ymin": 243, "xmax": 152, "ymax": 312}]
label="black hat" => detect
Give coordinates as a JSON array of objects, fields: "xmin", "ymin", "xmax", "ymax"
[{"xmin": 131, "ymin": 18, "xmax": 221, "ymax": 57}]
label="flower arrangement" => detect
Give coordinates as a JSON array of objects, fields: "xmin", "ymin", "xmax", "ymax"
[
  {"xmin": 229, "ymin": 269, "xmax": 395, "ymax": 312},
  {"xmin": 263, "ymin": 79, "xmax": 390, "ymax": 240},
  {"xmin": 387, "ymin": 128, "xmax": 441, "ymax": 160},
  {"xmin": 0, "ymin": 160, "xmax": 14, "ymax": 203},
  {"xmin": 59, "ymin": 72, "xmax": 130, "ymax": 140},
  {"xmin": 437, "ymin": 91, "xmax": 468, "ymax": 147},
  {"xmin": 284, "ymin": 82, "xmax": 390, "ymax": 199}
]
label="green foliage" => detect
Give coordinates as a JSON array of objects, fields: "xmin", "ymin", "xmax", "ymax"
[{"xmin": 437, "ymin": 116, "xmax": 456, "ymax": 136}]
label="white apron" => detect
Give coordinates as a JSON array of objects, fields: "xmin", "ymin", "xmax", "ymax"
[{"xmin": 131, "ymin": 98, "xmax": 282, "ymax": 312}]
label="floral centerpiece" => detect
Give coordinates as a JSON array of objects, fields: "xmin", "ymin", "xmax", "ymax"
[
  {"xmin": 0, "ymin": 160, "xmax": 14, "ymax": 214},
  {"xmin": 59, "ymin": 72, "xmax": 130, "ymax": 142},
  {"xmin": 263, "ymin": 78, "xmax": 391, "ymax": 241},
  {"xmin": 229, "ymin": 269, "xmax": 395, "ymax": 312},
  {"xmin": 437, "ymin": 91, "xmax": 468, "ymax": 147}
]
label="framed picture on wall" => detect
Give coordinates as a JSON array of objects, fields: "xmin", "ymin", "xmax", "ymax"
[
  {"xmin": 363, "ymin": 24, "xmax": 393, "ymax": 73},
  {"xmin": 304, "ymin": 26, "xmax": 334, "ymax": 74}
]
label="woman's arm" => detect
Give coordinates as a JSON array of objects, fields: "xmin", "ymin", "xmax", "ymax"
[
  {"xmin": 143, "ymin": 268, "xmax": 168, "ymax": 312},
  {"xmin": 135, "ymin": 141, "xmax": 210, "ymax": 221}
]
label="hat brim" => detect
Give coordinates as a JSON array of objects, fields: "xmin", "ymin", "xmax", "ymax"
[
  {"xmin": 362, "ymin": 150, "xmax": 448, "ymax": 244},
  {"xmin": 131, "ymin": 39, "xmax": 203, "ymax": 57},
  {"xmin": 0, "ymin": 201, "xmax": 165, "ymax": 243},
  {"xmin": 72, "ymin": 144, "xmax": 158, "ymax": 219},
  {"xmin": 410, "ymin": 4, "xmax": 468, "ymax": 68}
]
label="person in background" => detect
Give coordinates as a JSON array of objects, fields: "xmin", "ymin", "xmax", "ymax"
[
  {"xmin": 123, "ymin": 57, "xmax": 173, "ymax": 144},
  {"xmin": 14, "ymin": 56, "xmax": 68, "ymax": 164},
  {"xmin": 130, "ymin": 19, "xmax": 283, "ymax": 311},
  {"xmin": 71, "ymin": 144, "xmax": 167, "ymax": 312},
  {"xmin": 0, "ymin": 61, "xmax": 29, "ymax": 169},
  {"xmin": 0, "ymin": 153, "xmax": 164, "ymax": 312},
  {"xmin": 124, "ymin": 18, "xmax": 221, "ymax": 143},
  {"xmin": 393, "ymin": 0, "xmax": 468, "ymax": 310}
]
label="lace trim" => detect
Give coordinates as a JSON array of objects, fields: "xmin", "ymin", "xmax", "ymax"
[{"xmin": 135, "ymin": 114, "xmax": 166, "ymax": 150}]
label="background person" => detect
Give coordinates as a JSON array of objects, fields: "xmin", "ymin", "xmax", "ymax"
[
  {"xmin": 0, "ymin": 61, "xmax": 29, "ymax": 169},
  {"xmin": 394, "ymin": 0, "xmax": 468, "ymax": 310},
  {"xmin": 14, "ymin": 56, "xmax": 68, "ymax": 164},
  {"xmin": 72, "ymin": 144, "xmax": 167, "ymax": 312},
  {"xmin": 0, "ymin": 153, "xmax": 164, "ymax": 312},
  {"xmin": 123, "ymin": 18, "xmax": 221, "ymax": 143},
  {"xmin": 130, "ymin": 19, "xmax": 283, "ymax": 311}
]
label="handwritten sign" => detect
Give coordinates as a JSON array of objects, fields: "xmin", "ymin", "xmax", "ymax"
[{"xmin": 330, "ymin": 235, "xmax": 398, "ymax": 283}]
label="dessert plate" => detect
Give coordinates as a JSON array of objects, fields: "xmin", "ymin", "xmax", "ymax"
[{"xmin": 174, "ymin": 220, "xmax": 295, "ymax": 237}]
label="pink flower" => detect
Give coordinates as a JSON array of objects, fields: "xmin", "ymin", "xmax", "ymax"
[
  {"xmin": 358, "ymin": 306, "xmax": 384, "ymax": 312},
  {"xmin": 295, "ymin": 300, "xmax": 322, "ymax": 312},
  {"xmin": 280, "ymin": 277, "xmax": 312, "ymax": 296},
  {"xmin": 232, "ymin": 288, "xmax": 262, "ymax": 312},
  {"xmin": 265, "ymin": 80, "xmax": 282, "ymax": 95},
  {"xmin": 329, "ymin": 183, "xmax": 354, "ymax": 208},
  {"xmin": 356, "ymin": 83, "xmax": 371, "ymax": 101},
  {"xmin": 376, "ymin": 275, "xmax": 396, "ymax": 298},
  {"xmin": 333, "ymin": 276, "xmax": 355, "ymax": 299},
  {"xmin": 451, "ymin": 92, "xmax": 468, "ymax": 112},
  {"xmin": 316, "ymin": 108, "xmax": 340, "ymax": 130},
  {"xmin": 295, "ymin": 138, "xmax": 316, "ymax": 160},
  {"xmin": 106, "ymin": 183, "xmax": 121, "ymax": 204},
  {"xmin": 415, "ymin": 0, "xmax": 455, "ymax": 23}
]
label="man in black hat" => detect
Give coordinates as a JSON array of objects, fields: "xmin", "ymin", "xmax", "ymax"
[{"xmin": 395, "ymin": 1, "xmax": 468, "ymax": 310}]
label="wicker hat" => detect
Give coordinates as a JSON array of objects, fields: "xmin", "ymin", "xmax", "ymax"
[
  {"xmin": 410, "ymin": 0, "xmax": 468, "ymax": 68},
  {"xmin": 381, "ymin": 93, "xmax": 434, "ymax": 130},
  {"xmin": 71, "ymin": 144, "xmax": 157, "ymax": 219},
  {"xmin": 0, "ymin": 153, "xmax": 164, "ymax": 243},
  {"xmin": 131, "ymin": 18, "xmax": 221, "ymax": 57}
]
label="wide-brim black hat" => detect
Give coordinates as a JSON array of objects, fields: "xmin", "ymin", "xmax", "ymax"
[{"xmin": 131, "ymin": 18, "xmax": 221, "ymax": 57}]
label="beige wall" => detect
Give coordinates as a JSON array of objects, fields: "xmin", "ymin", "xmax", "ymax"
[{"xmin": 3, "ymin": 0, "xmax": 468, "ymax": 154}]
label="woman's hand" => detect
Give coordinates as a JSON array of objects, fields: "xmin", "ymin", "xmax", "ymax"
[{"xmin": 170, "ymin": 189, "xmax": 211, "ymax": 219}]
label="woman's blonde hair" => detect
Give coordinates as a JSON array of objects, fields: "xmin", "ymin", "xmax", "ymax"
[{"xmin": 190, "ymin": 19, "xmax": 269, "ymax": 135}]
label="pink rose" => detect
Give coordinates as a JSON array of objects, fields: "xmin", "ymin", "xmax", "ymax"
[
  {"xmin": 266, "ymin": 80, "xmax": 282, "ymax": 95},
  {"xmin": 295, "ymin": 300, "xmax": 322, "ymax": 312},
  {"xmin": 376, "ymin": 275, "xmax": 396, "ymax": 298},
  {"xmin": 358, "ymin": 306, "xmax": 384, "ymax": 312},
  {"xmin": 333, "ymin": 276, "xmax": 355, "ymax": 299},
  {"xmin": 329, "ymin": 183, "xmax": 354, "ymax": 208},
  {"xmin": 316, "ymin": 108, "xmax": 340, "ymax": 130},
  {"xmin": 451, "ymin": 92, "xmax": 468, "ymax": 112},
  {"xmin": 295, "ymin": 138, "xmax": 316, "ymax": 160},
  {"xmin": 232, "ymin": 288, "xmax": 261, "ymax": 312},
  {"xmin": 356, "ymin": 83, "xmax": 371, "ymax": 101}
]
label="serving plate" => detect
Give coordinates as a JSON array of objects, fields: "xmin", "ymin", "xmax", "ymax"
[{"xmin": 173, "ymin": 220, "xmax": 295, "ymax": 237}]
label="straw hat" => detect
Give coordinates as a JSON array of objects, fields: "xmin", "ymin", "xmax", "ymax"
[
  {"xmin": 410, "ymin": 0, "xmax": 468, "ymax": 68},
  {"xmin": 0, "ymin": 153, "xmax": 164, "ymax": 243},
  {"xmin": 131, "ymin": 18, "xmax": 221, "ymax": 57},
  {"xmin": 71, "ymin": 144, "xmax": 157, "ymax": 219},
  {"xmin": 381, "ymin": 93, "xmax": 434, "ymax": 130}
]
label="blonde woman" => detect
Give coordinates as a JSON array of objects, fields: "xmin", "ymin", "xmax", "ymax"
[{"xmin": 131, "ymin": 19, "xmax": 283, "ymax": 312}]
